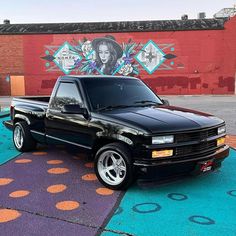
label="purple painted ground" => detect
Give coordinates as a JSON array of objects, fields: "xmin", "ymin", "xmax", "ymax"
[
  {"xmin": 0, "ymin": 145, "xmax": 121, "ymax": 235},
  {"xmin": 0, "ymin": 211, "xmax": 97, "ymax": 236}
]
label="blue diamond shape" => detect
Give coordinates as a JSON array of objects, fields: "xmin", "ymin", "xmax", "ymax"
[
  {"xmin": 135, "ymin": 40, "xmax": 166, "ymax": 74},
  {"xmin": 53, "ymin": 42, "xmax": 82, "ymax": 75}
]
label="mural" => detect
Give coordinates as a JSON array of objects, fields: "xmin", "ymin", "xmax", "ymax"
[{"xmin": 41, "ymin": 36, "xmax": 177, "ymax": 76}]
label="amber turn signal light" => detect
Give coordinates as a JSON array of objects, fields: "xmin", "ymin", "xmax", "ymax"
[
  {"xmin": 152, "ymin": 149, "xmax": 173, "ymax": 158},
  {"xmin": 217, "ymin": 137, "xmax": 225, "ymax": 146}
]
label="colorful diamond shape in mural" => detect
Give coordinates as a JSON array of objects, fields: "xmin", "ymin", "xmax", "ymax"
[
  {"xmin": 135, "ymin": 40, "xmax": 166, "ymax": 74},
  {"xmin": 53, "ymin": 42, "xmax": 82, "ymax": 75}
]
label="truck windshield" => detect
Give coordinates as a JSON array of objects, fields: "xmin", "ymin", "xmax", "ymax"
[{"xmin": 82, "ymin": 78, "xmax": 163, "ymax": 111}]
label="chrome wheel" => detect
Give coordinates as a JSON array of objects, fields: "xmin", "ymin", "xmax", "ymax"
[
  {"xmin": 14, "ymin": 125, "xmax": 23, "ymax": 149},
  {"xmin": 97, "ymin": 150, "xmax": 127, "ymax": 186}
]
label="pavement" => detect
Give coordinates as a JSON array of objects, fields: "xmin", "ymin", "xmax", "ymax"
[{"xmin": 0, "ymin": 96, "xmax": 236, "ymax": 236}]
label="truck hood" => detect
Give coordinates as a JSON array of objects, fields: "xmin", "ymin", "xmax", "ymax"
[{"xmin": 103, "ymin": 105, "xmax": 224, "ymax": 134}]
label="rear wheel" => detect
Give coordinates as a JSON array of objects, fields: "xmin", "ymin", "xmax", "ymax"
[
  {"xmin": 13, "ymin": 121, "xmax": 37, "ymax": 152},
  {"xmin": 94, "ymin": 143, "xmax": 134, "ymax": 190}
]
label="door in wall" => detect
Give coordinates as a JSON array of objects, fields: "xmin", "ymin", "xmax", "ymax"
[{"xmin": 10, "ymin": 76, "xmax": 25, "ymax": 96}]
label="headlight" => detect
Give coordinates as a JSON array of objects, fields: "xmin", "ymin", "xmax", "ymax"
[
  {"xmin": 152, "ymin": 135, "xmax": 174, "ymax": 144},
  {"xmin": 218, "ymin": 126, "xmax": 226, "ymax": 135}
]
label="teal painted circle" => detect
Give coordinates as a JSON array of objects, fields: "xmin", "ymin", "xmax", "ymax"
[
  {"xmin": 45, "ymin": 62, "xmax": 50, "ymax": 67},
  {"xmin": 167, "ymin": 193, "xmax": 188, "ymax": 201},
  {"xmin": 45, "ymin": 50, "xmax": 50, "ymax": 55},
  {"xmin": 170, "ymin": 61, "xmax": 174, "ymax": 65},
  {"xmin": 132, "ymin": 203, "xmax": 161, "ymax": 214},
  {"xmin": 171, "ymin": 47, "xmax": 175, "ymax": 51},
  {"xmin": 189, "ymin": 215, "xmax": 215, "ymax": 225},
  {"xmin": 227, "ymin": 190, "xmax": 236, "ymax": 197}
]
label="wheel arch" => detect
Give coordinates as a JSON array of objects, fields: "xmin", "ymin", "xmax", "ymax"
[
  {"xmin": 92, "ymin": 137, "xmax": 133, "ymax": 158},
  {"xmin": 14, "ymin": 114, "xmax": 31, "ymax": 125}
]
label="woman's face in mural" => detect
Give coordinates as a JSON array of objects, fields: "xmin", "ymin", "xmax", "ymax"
[{"xmin": 98, "ymin": 44, "xmax": 111, "ymax": 64}]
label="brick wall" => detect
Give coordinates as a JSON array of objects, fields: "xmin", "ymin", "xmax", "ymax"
[
  {"xmin": 0, "ymin": 35, "xmax": 24, "ymax": 95},
  {"xmin": 0, "ymin": 16, "xmax": 235, "ymax": 96}
]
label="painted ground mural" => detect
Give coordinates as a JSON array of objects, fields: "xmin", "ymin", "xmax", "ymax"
[{"xmin": 41, "ymin": 36, "xmax": 178, "ymax": 76}]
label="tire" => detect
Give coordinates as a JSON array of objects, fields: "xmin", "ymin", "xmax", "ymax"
[
  {"xmin": 94, "ymin": 142, "xmax": 134, "ymax": 190},
  {"xmin": 13, "ymin": 121, "xmax": 37, "ymax": 152}
]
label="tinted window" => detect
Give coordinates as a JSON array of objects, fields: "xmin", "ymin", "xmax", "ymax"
[
  {"xmin": 83, "ymin": 78, "xmax": 162, "ymax": 110},
  {"xmin": 51, "ymin": 82, "xmax": 82, "ymax": 110}
]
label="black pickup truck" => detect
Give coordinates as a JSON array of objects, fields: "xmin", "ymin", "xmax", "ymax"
[{"xmin": 4, "ymin": 76, "xmax": 229, "ymax": 189}]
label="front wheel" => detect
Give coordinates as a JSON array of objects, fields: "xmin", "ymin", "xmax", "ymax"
[
  {"xmin": 13, "ymin": 121, "xmax": 37, "ymax": 152},
  {"xmin": 94, "ymin": 143, "xmax": 134, "ymax": 190}
]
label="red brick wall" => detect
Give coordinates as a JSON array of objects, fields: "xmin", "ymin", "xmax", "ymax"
[
  {"xmin": 0, "ymin": 16, "xmax": 236, "ymax": 96},
  {"xmin": 0, "ymin": 35, "xmax": 24, "ymax": 95}
]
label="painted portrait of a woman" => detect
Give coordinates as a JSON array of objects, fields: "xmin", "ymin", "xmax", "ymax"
[{"xmin": 92, "ymin": 35, "xmax": 123, "ymax": 75}]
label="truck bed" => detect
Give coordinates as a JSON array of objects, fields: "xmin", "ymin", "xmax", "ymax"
[
  {"xmin": 14, "ymin": 96, "xmax": 50, "ymax": 103},
  {"xmin": 13, "ymin": 96, "xmax": 50, "ymax": 108}
]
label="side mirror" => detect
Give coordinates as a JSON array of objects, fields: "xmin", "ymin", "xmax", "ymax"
[
  {"xmin": 162, "ymin": 99, "xmax": 170, "ymax": 106},
  {"xmin": 61, "ymin": 104, "xmax": 88, "ymax": 118}
]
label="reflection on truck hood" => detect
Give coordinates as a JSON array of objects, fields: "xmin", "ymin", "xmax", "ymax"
[{"xmin": 103, "ymin": 105, "xmax": 224, "ymax": 134}]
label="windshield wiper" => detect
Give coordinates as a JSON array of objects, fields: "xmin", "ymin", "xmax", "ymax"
[
  {"xmin": 134, "ymin": 100, "xmax": 160, "ymax": 106},
  {"xmin": 96, "ymin": 105, "xmax": 134, "ymax": 111}
]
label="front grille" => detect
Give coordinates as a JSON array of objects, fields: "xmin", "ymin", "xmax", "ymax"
[
  {"xmin": 175, "ymin": 140, "xmax": 216, "ymax": 157},
  {"xmin": 175, "ymin": 128, "xmax": 218, "ymax": 143},
  {"xmin": 148, "ymin": 126, "xmax": 224, "ymax": 159}
]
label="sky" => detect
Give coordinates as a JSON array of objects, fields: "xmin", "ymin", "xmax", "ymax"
[{"xmin": 0, "ymin": 0, "xmax": 235, "ymax": 24}]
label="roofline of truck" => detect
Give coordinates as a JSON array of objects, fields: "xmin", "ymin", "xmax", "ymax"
[{"xmin": 58, "ymin": 75, "xmax": 139, "ymax": 81}]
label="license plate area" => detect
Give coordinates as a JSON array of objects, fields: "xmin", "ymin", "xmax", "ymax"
[{"xmin": 199, "ymin": 160, "xmax": 213, "ymax": 173}]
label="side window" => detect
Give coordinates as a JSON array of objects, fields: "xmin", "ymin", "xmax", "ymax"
[{"xmin": 50, "ymin": 82, "xmax": 82, "ymax": 110}]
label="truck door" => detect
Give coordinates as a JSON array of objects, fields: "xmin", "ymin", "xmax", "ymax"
[{"xmin": 45, "ymin": 81, "xmax": 92, "ymax": 149}]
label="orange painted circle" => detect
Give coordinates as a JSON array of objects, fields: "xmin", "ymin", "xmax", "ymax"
[
  {"xmin": 0, "ymin": 209, "xmax": 21, "ymax": 223},
  {"xmin": 9, "ymin": 190, "xmax": 30, "ymax": 198},
  {"xmin": 15, "ymin": 159, "xmax": 32, "ymax": 164},
  {"xmin": 47, "ymin": 184, "xmax": 67, "ymax": 193},
  {"xmin": 32, "ymin": 152, "xmax": 47, "ymax": 155},
  {"xmin": 0, "ymin": 178, "xmax": 13, "ymax": 186},
  {"xmin": 56, "ymin": 201, "xmax": 80, "ymax": 211},
  {"xmin": 82, "ymin": 174, "xmax": 97, "ymax": 181},
  {"xmin": 47, "ymin": 168, "xmax": 69, "ymax": 174},
  {"xmin": 85, "ymin": 162, "xmax": 94, "ymax": 168},
  {"xmin": 96, "ymin": 188, "xmax": 114, "ymax": 196},
  {"xmin": 47, "ymin": 160, "xmax": 63, "ymax": 165}
]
